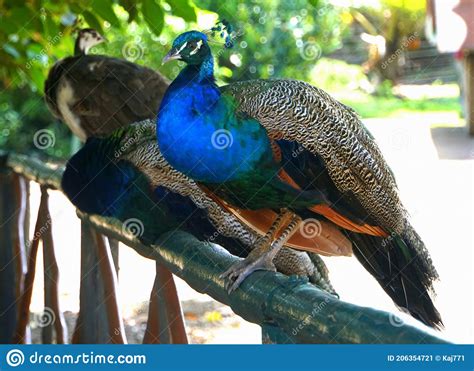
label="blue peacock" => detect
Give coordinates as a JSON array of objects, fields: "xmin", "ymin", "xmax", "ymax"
[
  {"xmin": 157, "ymin": 27, "xmax": 442, "ymax": 329},
  {"xmin": 46, "ymin": 29, "xmax": 338, "ymax": 294},
  {"xmin": 60, "ymin": 120, "xmax": 337, "ymax": 293}
]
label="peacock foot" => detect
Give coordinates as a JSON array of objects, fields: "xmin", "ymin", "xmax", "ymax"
[{"xmin": 220, "ymin": 247, "xmax": 277, "ymax": 294}]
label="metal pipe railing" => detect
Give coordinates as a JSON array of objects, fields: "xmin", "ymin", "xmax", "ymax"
[{"xmin": 1, "ymin": 152, "xmax": 449, "ymax": 344}]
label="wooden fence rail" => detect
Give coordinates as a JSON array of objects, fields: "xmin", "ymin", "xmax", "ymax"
[{"xmin": 0, "ymin": 151, "xmax": 449, "ymax": 344}]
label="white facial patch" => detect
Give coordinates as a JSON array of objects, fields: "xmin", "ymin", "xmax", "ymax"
[
  {"xmin": 177, "ymin": 42, "xmax": 188, "ymax": 54},
  {"xmin": 190, "ymin": 40, "xmax": 203, "ymax": 55},
  {"xmin": 79, "ymin": 32, "xmax": 104, "ymax": 54}
]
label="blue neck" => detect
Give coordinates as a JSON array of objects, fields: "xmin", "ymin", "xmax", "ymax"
[
  {"xmin": 157, "ymin": 51, "xmax": 273, "ymax": 184},
  {"xmin": 173, "ymin": 53, "xmax": 215, "ymax": 87}
]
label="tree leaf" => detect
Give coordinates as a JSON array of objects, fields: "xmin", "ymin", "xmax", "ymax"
[
  {"xmin": 26, "ymin": 65, "xmax": 45, "ymax": 91},
  {"xmin": 142, "ymin": 0, "xmax": 164, "ymax": 36},
  {"xmin": 166, "ymin": 0, "xmax": 196, "ymax": 22},
  {"xmin": 69, "ymin": 3, "xmax": 85, "ymax": 14},
  {"xmin": 119, "ymin": 0, "xmax": 138, "ymax": 23},
  {"xmin": 10, "ymin": 7, "xmax": 33, "ymax": 27},
  {"xmin": 91, "ymin": 0, "xmax": 120, "ymax": 26},
  {"xmin": 82, "ymin": 10, "xmax": 105, "ymax": 34},
  {"xmin": 43, "ymin": 14, "xmax": 60, "ymax": 40},
  {"xmin": 0, "ymin": 17, "xmax": 17, "ymax": 34}
]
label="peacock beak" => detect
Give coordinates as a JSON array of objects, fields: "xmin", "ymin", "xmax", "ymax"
[{"xmin": 162, "ymin": 48, "xmax": 181, "ymax": 65}]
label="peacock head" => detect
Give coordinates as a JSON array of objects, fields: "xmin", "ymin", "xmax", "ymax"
[
  {"xmin": 75, "ymin": 28, "xmax": 107, "ymax": 55},
  {"xmin": 162, "ymin": 31, "xmax": 211, "ymax": 66}
]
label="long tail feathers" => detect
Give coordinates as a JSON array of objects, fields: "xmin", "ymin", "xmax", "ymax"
[{"xmin": 347, "ymin": 227, "xmax": 443, "ymax": 329}]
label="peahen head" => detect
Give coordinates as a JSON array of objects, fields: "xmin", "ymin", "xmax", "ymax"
[
  {"xmin": 162, "ymin": 31, "xmax": 211, "ymax": 66},
  {"xmin": 74, "ymin": 28, "xmax": 107, "ymax": 56}
]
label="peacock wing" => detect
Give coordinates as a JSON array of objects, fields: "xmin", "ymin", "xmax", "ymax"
[{"xmin": 221, "ymin": 79, "xmax": 405, "ymax": 234}]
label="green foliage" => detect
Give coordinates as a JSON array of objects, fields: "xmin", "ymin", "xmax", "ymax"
[
  {"xmin": 376, "ymin": 79, "xmax": 395, "ymax": 98},
  {"xmin": 352, "ymin": 0, "xmax": 425, "ymax": 82},
  {"xmin": 142, "ymin": 0, "xmax": 165, "ymax": 36},
  {"xmin": 0, "ymin": 0, "xmax": 458, "ymax": 160},
  {"xmin": 310, "ymin": 58, "xmax": 370, "ymax": 93},
  {"xmin": 0, "ymin": 89, "xmax": 72, "ymax": 157},
  {"xmin": 195, "ymin": 0, "xmax": 349, "ymax": 82},
  {"xmin": 309, "ymin": 59, "xmax": 459, "ymax": 119},
  {"xmin": 0, "ymin": 0, "xmax": 197, "ymax": 91},
  {"xmin": 0, "ymin": 0, "xmax": 349, "ymax": 158},
  {"xmin": 0, "ymin": 0, "xmax": 198, "ymax": 158},
  {"xmin": 342, "ymin": 95, "xmax": 460, "ymax": 119}
]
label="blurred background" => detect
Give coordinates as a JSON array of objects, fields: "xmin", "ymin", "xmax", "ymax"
[{"xmin": 0, "ymin": 0, "xmax": 473, "ymax": 343}]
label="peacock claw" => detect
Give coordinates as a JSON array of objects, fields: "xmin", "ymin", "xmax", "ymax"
[{"xmin": 220, "ymin": 251, "xmax": 277, "ymax": 294}]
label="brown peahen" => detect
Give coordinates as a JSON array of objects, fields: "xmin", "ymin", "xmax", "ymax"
[{"xmin": 44, "ymin": 28, "xmax": 168, "ymax": 141}]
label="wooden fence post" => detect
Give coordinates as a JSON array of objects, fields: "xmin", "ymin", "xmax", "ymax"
[
  {"xmin": 41, "ymin": 189, "xmax": 67, "ymax": 344},
  {"xmin": 0, "ymin": 163, "xmax": 27, "ymax": 343},
  {"xmin": 72, "ymin": 222, "xmax": 125, "ymax": 343},
  {"xmin": 143, "ymin": 263, "xmax": 188, "ymax": 344},
  {"xmin": 72, "ymin": 222, "xmax": 108, "ymax": 343},
  {"xmin": 13, "ymin": 186, "xmax": 52, "ymax": 343},
  {"xmin": 94, "ymin": 232, "xmax": 126, "ymax": 344}
]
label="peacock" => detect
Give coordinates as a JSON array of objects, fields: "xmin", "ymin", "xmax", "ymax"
[
  {"xmin": 156, "ymin": 29, "xmax": 442, "ymax": 329},
  {"xmin": 44, "ymin": 29, "xmax": 341, "ymax": 294},
  {"xmin": 44, "ymin": 28, "xmax": 168, "ymax": 141},
  {"xmin": 61, "ymin": 120, "xmax": 337, "ymax": 293}
]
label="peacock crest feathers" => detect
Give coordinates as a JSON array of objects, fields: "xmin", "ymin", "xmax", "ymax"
[{"xmin": 208, "ymin": 19, "xmax": 235, "ymax": 48}]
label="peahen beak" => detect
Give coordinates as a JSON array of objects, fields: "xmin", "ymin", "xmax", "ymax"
[{"xmin": 162, "ymin": 48, "xmax": 181, "ymax": 65}]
